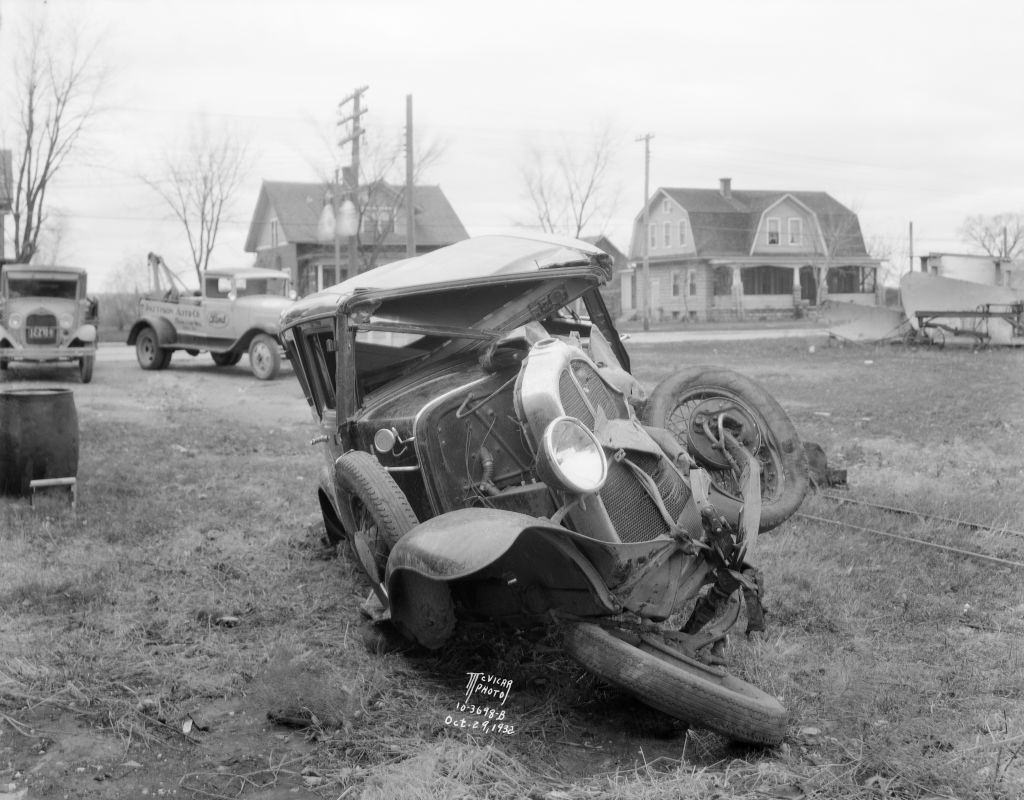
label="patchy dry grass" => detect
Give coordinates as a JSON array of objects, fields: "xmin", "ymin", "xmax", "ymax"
[{"xmin": 1, "ymin": 340, "xmax": 1023, "ymax": 798}]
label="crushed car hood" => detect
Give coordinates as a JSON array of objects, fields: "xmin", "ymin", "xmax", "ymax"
[{"xmin": 282, "ymin": 234, "xmax": 611, "ymax": 328}]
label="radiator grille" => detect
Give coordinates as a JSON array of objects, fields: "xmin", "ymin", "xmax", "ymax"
[
  {"xmin": 25, "ymin": 313, "xmax": 58, "ymax": 345},
  {"xmin": 571, "ymin": 359, "xmax": 627, "ymax": 420},
  {"xmin": 558, "ymin": 370, "xmax": 594, "ymax": 428},
  {"xmin": 557, "ymin": 365, "xmax": 690, "ymax": 543}
]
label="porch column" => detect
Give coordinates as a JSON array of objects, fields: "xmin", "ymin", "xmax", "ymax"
[
  {"xmin": 621, "ymin": 270, "xmax": 633, "ymax": 313},
  {"xmin": 731, "ymin": 266, "xmax": 744, "ymax": 319},
  {"xmin": 792, "ymin": 265, "xmax": 802, "ymax": 307},
  {"xmin": 817, "ymin": 265, "xmax": 830, "ymax": 305}
]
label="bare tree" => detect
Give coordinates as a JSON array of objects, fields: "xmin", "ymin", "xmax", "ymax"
[
  {"xmin": 958, "ymin": 213, "xmax": 1024, "ymax": 259},
  {"xmin": 520, "ymin": 123, "xmax": 620, "ymax": 238},
  {"xmin": 8, "ymin": 12, "xmax": 107, "ymax": 265},
  {"xmin": 101, "ymin": 255, "xmax": 143, "ymax": 332},
  {"xmin": 143, "ymin": 119, "xmax": 251, "ymax": 284}
]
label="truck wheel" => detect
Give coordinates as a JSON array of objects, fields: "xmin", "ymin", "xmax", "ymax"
[
  {"xmin": 79, "ymin": 355, "xmax": 95, "ymax": 383},
  {"xmin": 248, "ymin": 333, "xmax": 280, "ymax": 380},
  {"xmin": 136, "ymin": 327, "xmax": 170, "ymax": 370},
  {"xmin": 564, "ymin": 622, "xmax": 787, "ymax": 745},
  {"xmin": 642, "ymin": 367, "xmax": 808, "ymax": 532},
  {"xmin": 211, "ymin": 351, "xmax": 242, "ymax": 367}
]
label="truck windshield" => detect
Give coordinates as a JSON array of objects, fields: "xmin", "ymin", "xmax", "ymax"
[{"xmin": 6, "ymin": 277, "xmax": 79, "ymax": 300}]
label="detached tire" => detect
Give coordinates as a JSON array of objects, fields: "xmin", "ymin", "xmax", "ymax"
[
  {"xmin": 135, "ymin": 327, "xmax": 170, "ymax": 370},
  {"xmin": 248, "ymin": 333, "xmax": 280, "ymax": 380},
  {"xmin": 643, "ymin": 367, "xmax": 808, "ymax": 532},
  {"xmin": 564, "ymin": 623, "xmax": 787, "ymax": 745}
]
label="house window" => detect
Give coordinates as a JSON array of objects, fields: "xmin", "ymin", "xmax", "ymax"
[
  {"xmin": 663, "ymin": 199, "xmax": 671, "ymax": 214},
  {"xmin": 828, "ymin": 266, "xmax": 876, "ymax": 294},
  {"xmin": 742, "ymin": 266, "xmax": 793, "ymax": 295},
  {"xmin": 679, "ymin": 221, "xmax": 687, "ymax": 246},
  {"xmin": 671, "ymin": 271, "xmax": 681, "ymax": 297},
  {"xmin": 663, "ymin": 222, "xmax": 672, "ymax": 247},
  {"xmin": 648, "ymin": 224, "xmax": 657, "ymax": 249},
  {"xmin": 788, "ymin": 218, "xmax": 802, "ymax": 245},
  {"xmin": 767, "ymin": 218, "xmax": 780, "ymax": 245},
  {"xmin": 270, "ymin": 219, "xmax": 279, "ymax": 248},
  {"xmin": 688, "ymin": 270, "xmax": 697, "ymax": 296}
]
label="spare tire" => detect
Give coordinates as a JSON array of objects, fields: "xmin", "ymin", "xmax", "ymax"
[{"xmin": 642, "ymin": 367, "xmax": 808, "ymax": 532}]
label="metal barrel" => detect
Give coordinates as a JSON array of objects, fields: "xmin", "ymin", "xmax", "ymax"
[{"xmin": 0, "ymin": 388, "xmax": 79, "ymax": 497}]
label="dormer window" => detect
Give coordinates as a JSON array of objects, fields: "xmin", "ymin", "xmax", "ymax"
[
  {"xmin": 767, "ymin": 217, "xmax": 780, "ymax": 246},
  {"xmin": 679, "ymin": 220, "xmax": 687, "ymax": 246},
  {"xmin": 270, "ymin": 219, "xmax": 279, "ymax": 248},
  {"xmin": 788, "ymin": 218, "xmax": 802, "ymax": 245}
]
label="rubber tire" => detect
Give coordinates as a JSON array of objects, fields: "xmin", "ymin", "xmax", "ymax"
[
  {"xmin": 564, "ymin": 622, "xmax": 787, "ymax": 745},
  {"xmin": 248, "ymin": 333, "xmax": 280, "ymax": 380},
  {"xmin": 79, "ymin": 355, "xmax": 94, "ymax": 384},
  {"xmin": 211, "ymin": 351, "xmax": 243, "ymax": 367},
  {"xmin": 136, "ymin": 327, "xmax": 170, "ymax": 370},
  {"xmin": 334, "ymin": 451, "xmax": 418, "ymax": 581},
  {"xmin": 642, "ymin": 367, "xmax": 808, "ymax": 532}
]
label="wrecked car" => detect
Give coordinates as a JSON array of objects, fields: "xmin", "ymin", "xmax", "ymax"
[
  {"xmin": 281, "ymin": 234, "xmax": 809, "ymax": 744},
  {"xmin": 0, "ymin": 265, "xmax": 98, "ymax": 383},
  {"xmin": 127, "ymin": 253, "xmax": 295, "ymax": 380}
]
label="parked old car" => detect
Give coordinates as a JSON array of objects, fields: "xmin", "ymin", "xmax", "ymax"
[
  {"xmin": 126, "ymin": 253, "xmax": 295, "ymax": 380},
  {"xmin": 281, "ymin": 234, "xmax": 809, "ymax": 744},
  {"xmin": 0, "ymin": 265, "xmax": 98, "ymax": 383}
]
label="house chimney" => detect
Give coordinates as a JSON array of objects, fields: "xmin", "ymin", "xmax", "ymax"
[{"xmin": 719, "ymin": 177, "xmax": 732, "ymax": 198}]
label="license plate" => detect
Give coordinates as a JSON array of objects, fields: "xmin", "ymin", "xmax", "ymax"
[{"xmin": 26, "ymin": 326, "xmax": 57, "ymax": 343}]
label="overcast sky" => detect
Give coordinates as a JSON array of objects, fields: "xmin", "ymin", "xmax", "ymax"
[{"xmin": 2, "ymin": 0, "xmax": 1021, "ymax": 288}]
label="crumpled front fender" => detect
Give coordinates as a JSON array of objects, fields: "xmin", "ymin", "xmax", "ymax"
[{"xmin": 386, "ymin": 507, "xmax": 586, "ymax": 583}]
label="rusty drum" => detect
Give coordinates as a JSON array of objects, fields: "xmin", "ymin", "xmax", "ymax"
[{"xmin": 0, "ymin": 387, "xmax": 79, "ymax": 497}]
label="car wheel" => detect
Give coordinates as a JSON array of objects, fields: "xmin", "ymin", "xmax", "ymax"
[
  {"xmin": 334, "ymin": 451, "xmax": 418, "ymax": 582},
  {"xmin": 563, "ymin": 622, "xmax": 787, "ymax": 746},
  {"xmin": 79, "ymin": 355, "xmax": 95, "ymax": 384},
  {"xmin": 248, "ymin": 333, "xmax": 280, "ymax": 380},
  {"xmin": 642, "ymin": 367, "xmax": 808, "ymax": 532},
  {"xmin": 211, "ymin": 351, "xmax": 242, "ymax": 367},
  {"xmin": 135, "ymin": 327, "xmax": 170, "ymax": 370}
]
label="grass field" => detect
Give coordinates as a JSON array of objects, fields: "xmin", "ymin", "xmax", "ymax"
[{"xmin": 1, "ymin": 338, "xmax": 1022, "ymax": 799}]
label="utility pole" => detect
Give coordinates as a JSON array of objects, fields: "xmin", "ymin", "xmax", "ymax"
[
  {"xmin": 637, "ymin": 133, "xmax": 654, "ymax": 331},
  {"xmin": 338, "ymin": 86, "xmax": 369, "ymax": 274},
  {"xmin": 332, "ymin": 167, "xmax": 341, "ymax": 283},
  {"xmin": 405, "ymin": 95, "xmax": 415, "ymax": 257},
  {"xmin": 909, "ymin": 221, "xmax": 914, "ymax": 273}
]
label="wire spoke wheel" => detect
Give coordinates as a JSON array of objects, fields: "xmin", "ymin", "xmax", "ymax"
[{"xmin": 644, "ymin": 367, "xmax": 808, "ymax": 532}]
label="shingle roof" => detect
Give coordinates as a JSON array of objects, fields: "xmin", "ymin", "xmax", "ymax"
[
  {"xmin": 657, "ymin": 187, "xmax": 868, "ymax": 258},
  {"xmin": 244, "ymin": 180, "xmax": 468, "ymax": 252}
]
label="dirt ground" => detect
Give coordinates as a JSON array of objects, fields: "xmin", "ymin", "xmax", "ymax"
[
  {"xmin": 0, "ymin": 350, "xmax": 723, "ymax": 799},
  {"xmin": 2, "ymin": 338, "xmax": 1022, "ymax": 800}
]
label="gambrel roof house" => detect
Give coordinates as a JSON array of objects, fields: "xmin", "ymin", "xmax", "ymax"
[
  {"xmin": 622, "ymin": 178, "xmax": 880, "ymax": 322},
  {"xmin": 244, "ymin": 180, "xmax": 468, "ymax": 297}
]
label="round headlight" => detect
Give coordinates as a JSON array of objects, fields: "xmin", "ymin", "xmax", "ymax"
[
  {"xmin": 9, "ymin": 314, "xmax": 22, "ymax": 329},
  {"xmin": 373, "ymin": 428, "xmax": 397, "ymax": 453},
  {"xmin": 59, "ymin": 313, "xmax": 73, "ymax": 330},
  {"xmin": 538, "ymin": 416, "xmax": 607, "ymax": 495}
]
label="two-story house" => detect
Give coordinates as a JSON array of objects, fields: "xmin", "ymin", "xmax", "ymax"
[
  {"xmin": 244, "ymin": 179, "xmax": 468, "ymax": 296},
  {"xmin": 623, "ymin": 178, "xmax": 880, "ymax": 322}
]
